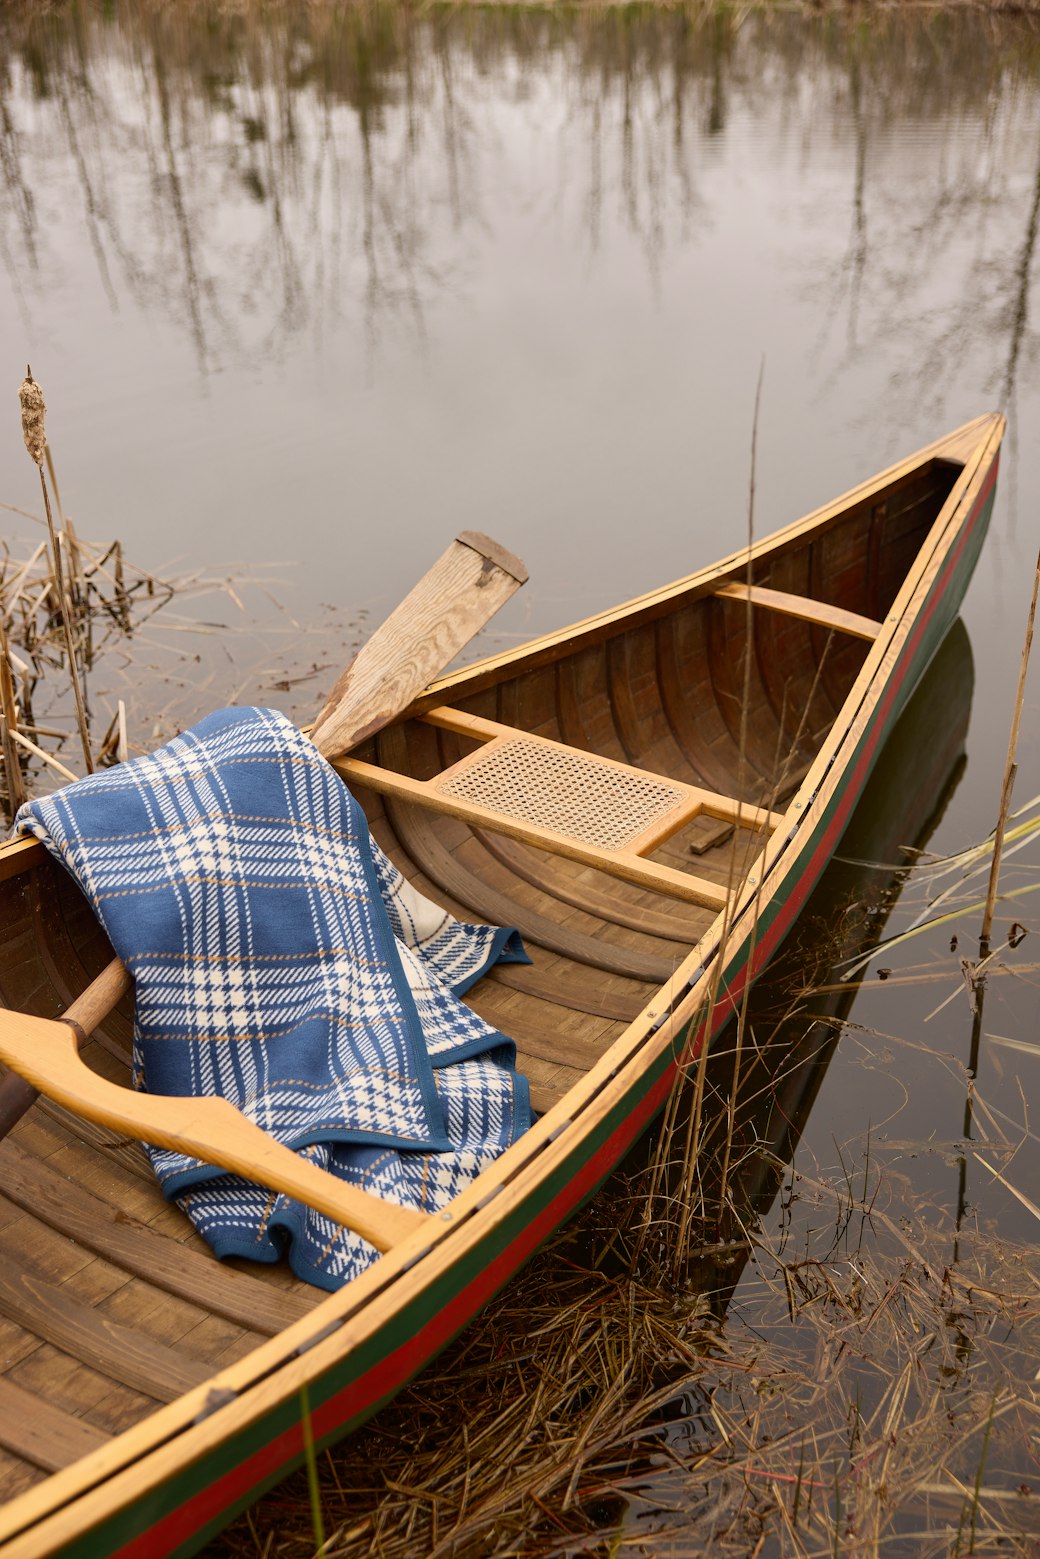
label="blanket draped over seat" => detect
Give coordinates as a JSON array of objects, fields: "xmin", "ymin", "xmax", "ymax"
[{"xmin": 16, "ymin": 706, "xmax": 532, "ymax": 1290}]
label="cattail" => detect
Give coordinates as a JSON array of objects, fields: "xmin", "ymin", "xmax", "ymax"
[
  {"xmin": 16, "ymin": 367, "xmax": 94, "ymax": 773},
  {"xmin": 19, "ymin": 368, "xmax": 46, "ymax": 467}
]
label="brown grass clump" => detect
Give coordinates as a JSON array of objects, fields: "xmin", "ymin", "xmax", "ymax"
[
  {"xmin": 214, "ymin": 1174, "xmax": 1040, "ymax": 1556},
  {"xmin": 0, "ymin": 528, "xmax": 357, "ymax": 818},
  {"xmin": 0, "ymin": 505, "xmax": 176, "ymax": 815},
  {"xmin": 213, "ymin": 952, "xmax": 1040, "ymax": 1558}
]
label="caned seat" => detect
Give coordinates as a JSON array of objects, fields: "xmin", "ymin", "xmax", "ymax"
[
  {"xmin": 435, "ymin": 734, "xmax": 690, "ymax": 852},
  {"xmin": 334, "ymin": 707, "xmax": 784, "ymax": 910}
]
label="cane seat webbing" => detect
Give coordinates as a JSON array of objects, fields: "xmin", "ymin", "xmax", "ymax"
[
  {"xmin": 335, "ymin": 708, "xmax": 782, "ymax": 908},
  {"xmin": 435, "ymin": 736, "xmax": 688, "ymax": 851}
]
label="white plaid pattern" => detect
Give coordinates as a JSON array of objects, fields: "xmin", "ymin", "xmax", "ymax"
[{"xmin": 17, "ymin": 706, "xmax": 531, "ymax": 1290}]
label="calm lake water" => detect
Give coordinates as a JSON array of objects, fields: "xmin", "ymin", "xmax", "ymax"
[{"xmin": 2, "ymin": 1, "xmax": 1039, "ymax": 1548}]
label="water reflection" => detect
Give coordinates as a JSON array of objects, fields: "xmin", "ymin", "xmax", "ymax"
[
  {"xmin": 2, "ymin": 4, "xmax": 1039, "ymax": 396},
  {"xmin": 1, "ymin": 0, "xmax": 1039, "ymax": 802}
]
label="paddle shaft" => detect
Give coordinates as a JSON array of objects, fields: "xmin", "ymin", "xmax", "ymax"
[
  {"xmin": 0, "ymin": 955, "xmax": 131, "ymax": 1140},
  {"xmin": 0, "ymin": 1002, "xmax": 428, "ymax": 1248}
]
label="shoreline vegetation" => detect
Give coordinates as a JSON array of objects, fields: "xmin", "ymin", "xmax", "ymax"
[
  {"xmin": 4, "ymin": 0, "xmax": 1040, "ymax": 12},
  {"xmin": 0, "ymin": 504, "xmax": 349, "ymax": 819}
]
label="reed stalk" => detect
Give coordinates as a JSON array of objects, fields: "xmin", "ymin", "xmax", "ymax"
[
  {"xmin": 979, "ymin": 542, "xmax": 1040, "ymax": 954},
  {"xmin": 717, "ymin": 359, "xmax": 764, "ymax": 1212},
  {"xmin": 298, "ymin": 1386, "xmax": 327, "ymax": 1557},
  {"xmin": 0, "ymin": 613, "xmax": 27, "ymax": 814},
  {"xmin": 6, "ymin": 726, "xmax": 79, "ymax": 783},
  {"xmin": 18, "ymin": 369, "xmax": 94, "ymax": 774}
]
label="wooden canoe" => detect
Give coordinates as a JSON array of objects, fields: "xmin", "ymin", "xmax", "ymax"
[{"xmin": 0, "ymin": 412, "xmax": 1004, "ymax": 1558}]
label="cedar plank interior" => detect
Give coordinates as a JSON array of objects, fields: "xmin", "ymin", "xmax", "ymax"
[{"xmin": 0, "ymin": 455, "xmax": 963, "ymax": 1486}]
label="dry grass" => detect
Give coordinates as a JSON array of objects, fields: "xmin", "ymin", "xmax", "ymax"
[
  {"xmin": 210, "ymin": 874, "xmax": 1040, "ymax": 1558},
  {"xmin": 0, "ymin": 512, "xmax": 362, "ymax": 818},
  {"xmin": 0, "ymin": 509, "xmax": 173, "ymax": 809},
  {"xmin": 214, "ymin": 1148, "xmax": 1040, "ymax": 1556}
]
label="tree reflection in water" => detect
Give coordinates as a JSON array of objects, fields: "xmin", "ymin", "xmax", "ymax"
[{"xmin": 0, "ymin": 4, "xmax": 1038, "ymax": 400}]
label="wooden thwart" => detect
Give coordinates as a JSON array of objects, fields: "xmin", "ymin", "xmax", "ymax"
[
  {"xmin": 335, "ymin": 707, "xmax": 783, "ymax": 909},
  {"xmin": 714, "ymin": 581, "xmax": 883, "ymax": 642}
]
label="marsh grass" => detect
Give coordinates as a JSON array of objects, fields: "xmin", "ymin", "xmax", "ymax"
[
  {"xmin": 212, "ymin": 856, "xmax": 1040, "ymax": 1558},
  {"xmin": 216, "ymin": 1108, "xmax": 1040, "ymax": 1556},
  {"xmin": 0, "ymin": 506, "xmax": 173, "ymax": 805},
  {"xmin": 0, "ymin": 514, "xmax": 358, "ymax": 820}
]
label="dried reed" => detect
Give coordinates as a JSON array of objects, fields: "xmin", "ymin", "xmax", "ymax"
[
  {"xmin": 18, "ymin": 369, "xmax": 94, "ymax": 774},
  {"xmin": 0, "ymin": 613, "xmax": 27, "ymax": 813},
  {"xmin": 980, "ymin": 543, "xmax": 1040, "ymax": 954},
  {"xmin": 213, "ymin": 841, "xmax": 1040, "ymax": 1559}
]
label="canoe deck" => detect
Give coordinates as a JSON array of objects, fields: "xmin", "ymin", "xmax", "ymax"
[{"xmin": 0, "ymin": 423, "xmax": 993, "ymax": 1535}]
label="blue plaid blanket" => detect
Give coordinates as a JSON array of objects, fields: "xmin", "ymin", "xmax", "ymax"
[{"xmin": 16, "ymin": 706, "xmax": 531, "ymax": 1290}]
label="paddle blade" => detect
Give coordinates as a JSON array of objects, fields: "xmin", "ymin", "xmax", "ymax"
[{"xmin": 310, "ymin": 531, "xmax": 527, "ymax": 760}]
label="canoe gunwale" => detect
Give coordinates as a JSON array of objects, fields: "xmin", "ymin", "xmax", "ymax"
[
  {"xmin": 0, "ymin": 411, "xmax": 1006, "ymax": 1559},
  {"xmin": 414, "ymin": 413, "xmax": 999, "ymax": 711}
]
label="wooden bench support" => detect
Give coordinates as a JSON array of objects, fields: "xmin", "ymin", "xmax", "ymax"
[
  {"xmin": 340, "ymin": 754, "xmax": 732, "ymax": 908},
  {"xmin": 714, "ymin": 581, "xmax": 883, "ymax": 642},
  {"xmin": 337, "ymin": 710, "xmax": 783, "ymax": 910},
  {"xmin": 423, "ymin": 707, "xmax": 783, "ymax": 836}
]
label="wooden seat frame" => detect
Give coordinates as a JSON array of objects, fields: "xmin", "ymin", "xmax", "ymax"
[
  {"xmin": 335, "ymin": 580, "xmax": 882, "ymax": 908},
  {"xmin": 335, "ymin": 706, "xmax": 785, "ymax": 910}
]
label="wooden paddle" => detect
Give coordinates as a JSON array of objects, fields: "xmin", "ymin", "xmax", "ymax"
[
  {"xmin": 0, "ymin": 1001, "xmax": 428, "ymax": 1250},
  {"xmin": 0, "ymin": 529, "xmax": 527, "ymax": 1190},
  {"xmin": 310, "ymin": 530, "xmax": 527, "ymax": 759}
]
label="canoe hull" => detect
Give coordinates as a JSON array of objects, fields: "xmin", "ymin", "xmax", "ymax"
[{"xmin": 0, "ymin": 417, "xmax": 1003, "ymax": 1559}]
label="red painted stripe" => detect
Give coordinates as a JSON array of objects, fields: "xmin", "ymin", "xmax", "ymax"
[{"xmin": 108, "ymin": 466, "xmax": 996, "ymax": 1559}]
